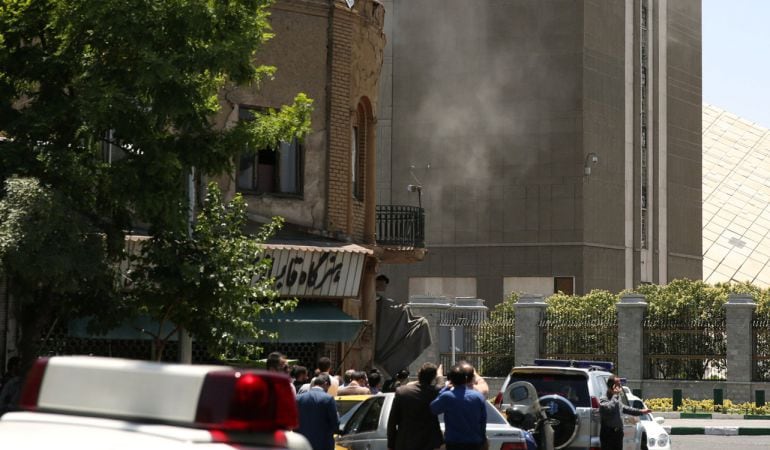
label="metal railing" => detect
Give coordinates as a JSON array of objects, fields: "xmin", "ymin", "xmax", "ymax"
[
  {"xmin": 644, "ymin": 316, "xmax": 726, "ymax": 380},
  {"xmin": 438, "ymin": 310, "xmax": 514, "ymax": 377},
  {"xmin": 376, "ymin": 205, "xmax": 425, "ymax": 248},
  {"xmin": 539, "ymin": 313, "xmax": 618, "ymax": 370},
  {"xmin": 753, "ymin": 318, "xmax": 770, "ymax": 381}
]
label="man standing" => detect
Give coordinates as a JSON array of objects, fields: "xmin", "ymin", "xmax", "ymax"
[
  {"xmin": 296, "ymin": 373, "xmax": 339, "ymax": 450},
  {"xmin": 337, "ymin": 371, "xmax": 371, "ymax": 396},
  {"xmin": 599, "ymin": 375, "xmax": 650, "ymax": 450},
  {"xmin": 430, "ymin": 363, "xmax": 487, "ymax": 450},
  {"xmin": 387, "ymin": 362, "xmax": 443, "ymax": 450},
  {"xmin": 317, "ymin": 357, "xmax": 340, "ymax": 396}
]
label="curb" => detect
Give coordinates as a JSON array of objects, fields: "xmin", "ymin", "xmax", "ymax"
[
  {"xmin": 658, "ymin": 411, "xmax": 770, "ymax": 420},
  {"xmin": 665, "ymin": 426, "xmax": 770, "ymax": 436}
]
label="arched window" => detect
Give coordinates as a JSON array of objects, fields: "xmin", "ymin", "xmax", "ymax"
[{"xmin": 351, "ymin": 103, "xmax": 367, "ymax": 200}]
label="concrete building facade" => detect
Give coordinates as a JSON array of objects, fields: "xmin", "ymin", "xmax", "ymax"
[{"xmin": 377, "ymin": 0, "xmax": 702, "ymax": 306}]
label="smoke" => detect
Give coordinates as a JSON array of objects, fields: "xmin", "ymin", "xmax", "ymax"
[{"xmin": 387, "ymin": 0, "xmax": 579, "ymax": 242}]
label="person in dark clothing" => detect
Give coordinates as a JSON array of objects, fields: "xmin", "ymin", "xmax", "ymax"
[
  {"xmin": 599, "ymin": 375, "xmax": 650, "ymax": 450},
  {"xmin": 387, "ymin": 363, "xmax": 443, "ymax": 450},
  {"xmin": 430, "ymin": 363, "xmax": 487, "ymax": 450},
  {"xmin": 296, "ymin": 373, "xmax": 339, "ymax": 450}
]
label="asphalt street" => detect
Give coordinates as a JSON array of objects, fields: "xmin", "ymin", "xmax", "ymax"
[{"xmin": 671, "ymin": 434, "xmax": 770, "ymax": 448}]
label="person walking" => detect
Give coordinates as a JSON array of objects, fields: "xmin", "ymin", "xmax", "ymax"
[
  {"xmin": 296, "ymin": 373, "xmax": 339, "ymax": 450},
  {"xmin": 387, "ymin": 362, "xmax": 443, "ymax": 450},
  {"xmin": 430, "ymin": 363, "xmax": 487, "ymax": 450},
  {"xmin": 599, "ymin": 375, "xmax": 650, "ymax": 450}
]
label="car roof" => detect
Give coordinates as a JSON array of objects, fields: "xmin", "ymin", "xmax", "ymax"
[{"xmin": 335, "ymin": 394, "xmax": 373, "ymax": 402}]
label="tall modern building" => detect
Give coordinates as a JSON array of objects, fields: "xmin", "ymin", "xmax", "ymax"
[{"xmin": 377, "ymin": 0, "xmax": 702, "ymax": 305}]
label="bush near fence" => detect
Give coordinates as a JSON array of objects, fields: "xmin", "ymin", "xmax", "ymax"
[
  {"xmin": 538, "ymin": 280, "xmax": 770, "ymax": 381},
  {"xmin": 644, "ymin": 397, "xmax": 770, "ymax": 415}
]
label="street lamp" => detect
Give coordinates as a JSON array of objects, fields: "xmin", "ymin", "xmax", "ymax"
[{"xmin": 407, "ymin": 184, "xmax": 423, "ymax": 209}]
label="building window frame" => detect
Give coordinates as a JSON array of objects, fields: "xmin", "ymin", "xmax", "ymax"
[{"xmin": 236, "ymin": 106, "xmax": 304, "ymax": 197}]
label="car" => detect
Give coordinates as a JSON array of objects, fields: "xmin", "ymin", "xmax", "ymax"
[
  {"xmin": 623, "ymin": 390, "xmax": 671, "ymax": 450},
  {"xmin": 493, "ymin": 359, "xmax": 645, "ymax": 450},
  {"xmin": 335, "ymin": 392, "xmax": 530, "ymax": 450},
  {"xmin": 0, "ymin": 355, "xmax": 311, "ymax": 450},
  {"xmin": 335, "ymin": 394, "xmax": 371, "ymax": 417}
]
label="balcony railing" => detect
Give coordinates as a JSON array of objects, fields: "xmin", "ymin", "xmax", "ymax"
[{"xmin": 376, "ymin": 205, "xmax": 425, "ymax": 248}]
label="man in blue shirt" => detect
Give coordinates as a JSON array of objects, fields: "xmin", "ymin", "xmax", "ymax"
[
  {"xmin": 296, "ymin": 373, "xmax": 339, "ymax": 450},
  {"xmin": 429, "ymin": 362, "xmax": 487, "ymax": 450}
]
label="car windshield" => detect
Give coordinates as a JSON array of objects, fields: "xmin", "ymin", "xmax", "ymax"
[{"xmin": 509, "ymin": 373, "xmax": 590, "ymax": 407}]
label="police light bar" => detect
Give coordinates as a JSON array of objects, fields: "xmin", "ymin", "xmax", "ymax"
[
  {"xmin": 18, "ymin": 356, "xmax": 298, "ymax": 432},
  {"xmin": 533, "ymin": 359, "xmax": 614, "ymax": 372}
]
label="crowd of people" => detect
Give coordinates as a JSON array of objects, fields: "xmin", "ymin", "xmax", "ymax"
[{"xmin": 265, "ymin": 350, "xmax": 491, "ymax": 450}]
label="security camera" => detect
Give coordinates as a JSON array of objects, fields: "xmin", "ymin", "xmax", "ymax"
[{"xmin": 407, "ymin": 184, "xmax": 422, "ymax": 192}]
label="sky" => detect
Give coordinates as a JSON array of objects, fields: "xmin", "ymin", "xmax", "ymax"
[{"xmin": 703, "ymin": 0, "xmax": 770, "ymax": 128}]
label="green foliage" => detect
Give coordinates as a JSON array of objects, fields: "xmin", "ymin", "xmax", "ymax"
[
  {"xmin": 546, "ymin": 290, "xmax": 619, "ymax": 318},
  {"xmin": 0, "ymin": 0, "xmax": 313, "ymax": 364},
  {"xmin": 478, "ymin": 292, "xmax": 517, "ymax": 376},
  {"xmin": 123, "ymin": 183, "xmax": 295, "ymax": 361},
  {"xmin": 0, "ymin": 177, "xmax": 119, "ymax": 366}
]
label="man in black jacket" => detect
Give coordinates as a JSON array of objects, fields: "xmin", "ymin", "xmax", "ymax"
[
  {"xmin": 387, "ymin": 363, "xmax": 443, "ymax": 450},
  {"xmin": 599, "ymin": 375, "xmax": 650, "ymax": 450}
]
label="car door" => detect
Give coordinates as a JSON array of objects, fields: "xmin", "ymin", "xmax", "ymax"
[
  {"xmin": 336, "ymin": 396, "xmax": 387, "ymax": 450},
  {"xmin": 618, "ymin": 390, "xmax": 641, "ymax": 450}
]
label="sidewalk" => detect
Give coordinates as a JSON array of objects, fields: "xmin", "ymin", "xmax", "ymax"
[{"xmin": 658, "ymin": 413, "xmax": 770, "ymax": 435}]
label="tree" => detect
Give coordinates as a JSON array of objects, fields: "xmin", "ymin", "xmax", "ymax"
[
  {"xmin": 0, "ymin": 177, "xmax": 119, "ymax": 368},
  {"xmin": 120, "ymin": 183, "xmax": 295, "ymax": 361},
  {"xmin": 0, "ymin": 0, "xmax": 312, "ymax": 367}
]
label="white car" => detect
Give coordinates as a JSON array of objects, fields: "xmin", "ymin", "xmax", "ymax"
[
  {"xmin": 0, "ymin": 356, "xmax": 311, "ymax": 450},
  {"xmin": 335, "ymin": 392, "xmax": 531, "ymax": 450},
  {"xmin": 623, "ymin": 389, "xmax": 671, "ymax": 450}
]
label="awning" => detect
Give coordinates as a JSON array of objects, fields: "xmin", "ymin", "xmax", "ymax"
[
  {"xmin": 261, "ymin": 242, "xmax": 373, "ymax": 298},
  {"xmin": 257, "ymin": 302, "xmax": 367, "ymax": 343}
]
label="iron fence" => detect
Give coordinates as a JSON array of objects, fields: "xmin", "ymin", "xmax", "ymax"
[
  {"xmin": 539, "ymin": 313, "xmax": 618, "ymax": 370},
  {"xmin": 438, "ymin": 310, "xmax": 514, "ymax": 377},
  {"xmin": 644, "ymin": 316, "xmax": 726, "ymax": 380},
  {"xmin": 753, "ymin": 317, "xmax": 770, "ymax": 381}
]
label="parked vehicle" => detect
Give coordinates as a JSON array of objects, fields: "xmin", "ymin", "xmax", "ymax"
[
  {"xmin": 494, "ymin": 360, "xmax": 645, "ymax": 450},
  {"xmin": 623, "ymin": 390, "xmax": 671, "ymax": 450},
  {"xmin": 0, "ymin": 356, "xmax": 311, "ymax": 450},
  {"xmin": 335, "ymin": 392, "xmax": 530, "ymax": 450}
]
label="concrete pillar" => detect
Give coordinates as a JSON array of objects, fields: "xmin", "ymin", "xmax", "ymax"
[
  {"xmin": 513, "ymin": 294, "xmax": 547, "ymax": 367},
  {"xmin": 617, "ymin": 293, "xmax": 647, "ymax": 380},
  {"xmin": 724, "ymin": 293, "xmax": 756, "ymax": 383},
  {"xmin": 405, "ymin": 298, "xmax": 453, "ymax": 376}
]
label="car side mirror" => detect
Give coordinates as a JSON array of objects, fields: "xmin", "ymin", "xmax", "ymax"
[{"xmin": 654, "ymin": 417, "xmax": 665, "ymax": 425}]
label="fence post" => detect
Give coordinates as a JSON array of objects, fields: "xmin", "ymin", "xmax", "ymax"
[
  {"xmin": 724, "ymin": 294, "xmax": 756, "ymax": 388},
  {"xmin": 617, "ymin": 294, "xmax": 647, "ymax": 383},
  {"xmin": 673, "ymin": 389, "xmax": 682, "ymax": 411},
  {"xmin": 513, "ymin": 294, "xmax": 546, "ymax": 367}
]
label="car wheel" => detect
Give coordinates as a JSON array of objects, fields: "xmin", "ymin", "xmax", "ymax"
[{"xmin": 538, "ymin": 394, "xmax": 579, "ymax": 449}]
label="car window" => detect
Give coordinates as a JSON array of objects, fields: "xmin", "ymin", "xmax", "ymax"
[
  {"xmin": 343, "ymin": 396, "xmax": 384, "ymax": 434},
  {"xmin": 509, "ymin": 373, "xmax": 590, "ymax": 407},
  {"xmin": 337, "ymin": 399, "xmax": 364, "ymax": 417},
  {"xmin": 437, "ymin": 402, "xmax": 507, "ymax": 425}
]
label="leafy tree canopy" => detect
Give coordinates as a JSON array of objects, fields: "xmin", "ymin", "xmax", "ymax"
[
  {"xmin": 0, "ymin": 0, "xmax": 312, "ymax": 365},
  {"xmin": 119, "ymin": 183, "xmax": 295, "ymax": 361}
]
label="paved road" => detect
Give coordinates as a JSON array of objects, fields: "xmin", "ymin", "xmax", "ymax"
[
  {"xmin": 663, "ymin": 417, "xmax": 770, "ymax": 435},
  {"xmin": 672, "ymin": 434, "xmax": 770, "ymax": 448}
]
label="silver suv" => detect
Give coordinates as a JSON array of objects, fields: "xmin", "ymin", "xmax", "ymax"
[{"xmin": 494, "ymin": 360, "xmax": 645, "ymax": 450}]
